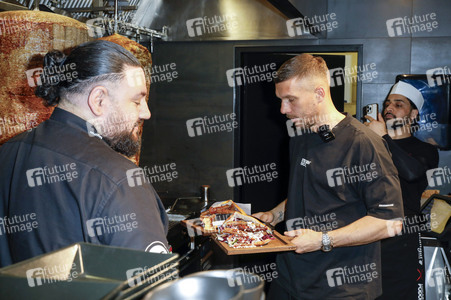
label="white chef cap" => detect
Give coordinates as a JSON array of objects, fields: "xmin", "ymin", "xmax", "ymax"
[{"xmin": 389, "ymin": 81, "xmax": 424, "ymax": 111}]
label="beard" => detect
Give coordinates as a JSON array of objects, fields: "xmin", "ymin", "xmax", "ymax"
[
  {"xmin": 384, "ymin": 112, "xmax": 414, "ymax": 127},
  {"xmin": 103, "ymin": 123, "xmax": 141, "ymax": 157},
  {"xmin": 383, "ymin": 112, "xmax": 396, "ymax": 122}
]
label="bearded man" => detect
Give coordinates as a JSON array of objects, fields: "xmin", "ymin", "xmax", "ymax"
[
  {"xmin": 366, "ymin": 81, "xmax": 439, "ymax": 299},
  {"xmin": 0, "ymin": 40, "xmax": 169, "ymax": 267}
]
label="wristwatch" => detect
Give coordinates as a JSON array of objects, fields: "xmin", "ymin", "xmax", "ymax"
[{"xmin": 321, "ymin": 231, "xmax": 333, "ymax": 252}]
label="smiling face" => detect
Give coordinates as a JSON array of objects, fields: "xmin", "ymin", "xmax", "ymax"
[
  {"xmin": 102, "ymin": 66, "xmax": 150, "ymax": 157},
  {"xmin": 275, "ymin": 76, "xmax": 320, "ymax": 129}
]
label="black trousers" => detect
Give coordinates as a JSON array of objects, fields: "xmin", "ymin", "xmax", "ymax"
[{"xmin": 376, "ymin": 233, "xmax": 421, "ymax": 300}]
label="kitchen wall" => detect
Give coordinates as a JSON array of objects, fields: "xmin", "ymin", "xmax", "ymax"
[{"xmin": 138, "ymin": 0, "xmax": 451, "ymax": 205}]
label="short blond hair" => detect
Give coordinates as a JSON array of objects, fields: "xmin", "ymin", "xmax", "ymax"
[{"xmin": 275, "ymin": 53, "xmax": 329, "ymax": 87}]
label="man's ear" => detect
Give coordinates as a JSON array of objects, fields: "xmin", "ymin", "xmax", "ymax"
[
  {"xmin": 87, "ymin": 86, "xmax": 109, "ymax": 116},
  {"xmin": 410, "ymin": 109, "xmax": 419, "ymax": 122},
  {"xmin": 315, "ymin": 86, "xmax": 326, "ymax": 102}
]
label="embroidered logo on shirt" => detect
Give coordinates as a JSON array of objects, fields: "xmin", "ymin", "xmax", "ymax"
[
  {"xmin": 145, "ymin": 241, "xmax": 169, "ymax": 254},
  {"xmin": 300, "ymin": 158, "xmax": 311, "ymax": 167}
]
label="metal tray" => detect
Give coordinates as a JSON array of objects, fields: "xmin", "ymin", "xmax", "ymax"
[{"xmin": 0, "ymin": 242, "xmax": 179, "ymax": 300}]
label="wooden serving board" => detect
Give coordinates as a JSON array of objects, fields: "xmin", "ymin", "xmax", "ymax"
[
  {"xmin": 181, "ymin": 218, "xmax": 296, "ymax": 255},
  {"xmin": 212, "ymin": 231, "xmax": 297, "ymax": 255}
]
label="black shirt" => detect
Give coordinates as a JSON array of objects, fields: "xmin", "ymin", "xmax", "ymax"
[
  {"xmin": 0, "ymin": 108, "xmax": 169, "ymax": 267},
  {"xmin": 377, "ymin": 135, "xmax": 439, "ymax": 299},
  {"xmin": 277, "ymin": 115, "xmax": 404, "ymax": 299},
  {"xmin": 382, "ymin": 135, "xmax": 439, "ymax": 216}
]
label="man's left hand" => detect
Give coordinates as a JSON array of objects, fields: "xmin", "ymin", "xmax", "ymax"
[
  {"xmin": 284, "ymin": 229, "xmax": 323, "ymax": 254},
  {"xmin": 365, "ymin": 113, "xmax": 387, "ymax": 137}
]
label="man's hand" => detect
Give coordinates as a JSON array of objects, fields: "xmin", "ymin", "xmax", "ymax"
[
  {"xmin": 252, "ymin": 211, "xmax": 274, "ymax": 224},
  {"xmin": 252, "ymin": 200, "xmax": 286, "ymax": 226},
  {"xmin": 365, "ymin": 113, "xmax": 387, "ymax": 137},
  {"xmin": 284, "ymin": 217, "xmax": 403, "ymax": 254},
  {"xmin": 284, "ymin": 229, "xmax": 322, "ymax": 254}
]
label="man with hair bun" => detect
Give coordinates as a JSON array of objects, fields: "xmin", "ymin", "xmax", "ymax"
[
  {"xmin": 253, "ymin": 53, "xmax": 404, "ymax": 299},
  {"xmin": 0, "ymin": 40, "xmax": 169, "ymax": 267},
  {"xmin": 366, "ymin": 81, "xmax": 439, "ymax": 299}
]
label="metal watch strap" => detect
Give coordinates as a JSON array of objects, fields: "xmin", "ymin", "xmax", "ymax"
[{"xmin": 321, "ymin": 231, "xmax": 333, "ymax": 252}]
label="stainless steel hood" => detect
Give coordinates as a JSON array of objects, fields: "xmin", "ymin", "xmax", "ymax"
[
  {"xmin": 132, "ymin": 0, "xmax": 317, "ymax": 41},
  {"xmin": 0, "ymin": 0, "xmax": 319, "ymax": 41}
]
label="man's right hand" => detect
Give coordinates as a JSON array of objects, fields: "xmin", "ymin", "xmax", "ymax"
[
  {"xmin": 365, "ymin": 113, "xmax": 387, "ymax": 137},
  {"xmin": 252, "ymin": 211, "xmax": 274, "ymax": 224}
]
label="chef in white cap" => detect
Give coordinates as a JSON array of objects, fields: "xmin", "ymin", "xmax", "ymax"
[
  {"xmin": 366, "ymin": 80, "xmax": 439, "ymax": 299},
  {"xmin": 365, "ymin": 80, "xmax": 424, "ymax": 138}
]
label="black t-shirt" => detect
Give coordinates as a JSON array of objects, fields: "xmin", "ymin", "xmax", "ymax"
[
  {"xmin": 276, "ymin": 115, "xmax": 404, "ymax": 299},
  {"xmin": 0, "ymin": 108, "xmax": 169, "ymax": 267},
  {"xmin": 382, "ymin": 135, "xmax": 439, "ymax": 216},
  {"xmin": 376, "ymin": 135, "xmax": 439, "ymax": 298}
]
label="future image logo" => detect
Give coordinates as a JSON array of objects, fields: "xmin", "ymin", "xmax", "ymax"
[
  {"xmin": 26, "ymin": 263, "xmax": 78, "ymax": 287},
  {"xmin": 226, "ymin": 63, "xmax": 277, "ymax": 87},
  {"xmin": 226, "ymin": 269, "xmax": 245, "ymax": 287},
  {"xmin": 25, "ymin": 67, "xmax": 43, "ymax": 87},
  {"xmin": 185, "ymin": 219, "xmax": 205, "ymax": 237},
  {"xmin": 85, "ymin": 213, "xmax": 138, "ymax": 238},
  {"xmin": 25, "ymin": 63, "xmax": 78, "ymax": 88},
  {"xmin": 286, "ymin": 13, "xmax": 338, "ymax": 37},
  {"xmin": 25, "ymin": 163, "xmax": 78, "ymax": 188},
  {"xmin": 329, "ymin": 68, "xmax": 344, "ymax": 88},
  {"xmin": 26, "ymin": 268, "xmax": 45, "ymax": 287},
  {"xmin": 427, "ymin": 267, "xmax": 448, "ymax": 292},
  {"xmin": 0, "ymin": 213, "xmax": 38, "ymax": 236},
  {"xmin": 226, "ymin": 168, "xmax": 245, "ymax": 187},
  {"xmin": 0, "ymin": 112, "xmax": 38, "ymax": 138},
  {"xmin": 126, "ymin": 267, "xmax": 145, "ymax": 287},
  {"xmin": 326, "ymin": 163, "xmax": 378, "ymax": 187},
  {"xmin": 329, "ymin": 64, "xmax": 378, "ymax": 87},
  {"xmin": 286, "ymin": 213, "xmax": 338, "ymax": 232},
  {"xmin": 126, "ymin": 168, "xmax": 147, "ymax": 187},
  {"xmin": 426, "ymin": 167, "xmax": 451, "ymax": 187},
  {"xmin": 386, "ymin": 214, "xmax": 438, "ymax": 237},
  {"xmin": 226, "ymin": 68, "xmax": 246, "ymax": 87},
  {"xmin": 0, "ymin": 15, "xmax": 33, "ymax": 36},
  {"xmin": 285, "ymin": 115, "xmax": 332, "ymax": 137},
  {"xmin": 286, "ymin": 18, "xmax": 309, "ymax": 36},
  {"xmin": 386, "ymin": 118, "xmax": 406, "ymax": 137},
  {"xmin": 186, "ymin": 14, "xmax": 238, "ymax": 37},
  {"xmin": 226, "ymin": 264, "xmax": 278, "ymax": 287},
  {"xmin": 326, "ymin": 268, "xmax": 345, "ymax": 287},
  {"xmin": 125, "ymin": 264, "xmax": 177, "ymax": 288},
  {"xmin": 226, "ymin": 163, "xmax": 278, "ymax": 187},
  {"xmin": 126, "ymin": 164, "xmax": 178, "ymax": 186},
  {"xmin": 186, "ymin": 113, "xmax": 237, "ymax": 137},
  {"xmin": 426, "ymin": 66, "xmax": 450, "ymax": 87},
  {"xmin": 186, "ymin": 118, "xmax": 204, "ymax": 137},
  {"xmin": 386, "ymin": 13, "xmax": 438, "ymax": 37},
  {"xmin": 146, "ymin": 62, "xmax": 179, "ymax": 84},
  {"xmin": 26, "ymin": 167, "xmax": 45, "ymax": 187},
  {"xmin": 385, "ymin": 217, "xmax": 404, "ymax": 237},
  {"xmin": 326, "ymin": 263, "xmax": 378, "ymax": 288}
]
